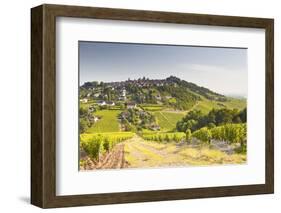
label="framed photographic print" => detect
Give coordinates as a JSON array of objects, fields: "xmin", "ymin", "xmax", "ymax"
[{"xmin": 31, "ymin": 4, "xmax": 274, "ymax": 208}]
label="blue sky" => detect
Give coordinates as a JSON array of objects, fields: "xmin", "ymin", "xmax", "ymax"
[{"xmin": 79, "ymin": 41, "xmax": 247, "ymax": 97}]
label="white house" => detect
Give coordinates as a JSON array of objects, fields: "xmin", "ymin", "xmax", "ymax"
[
  {"xmin": 80, "ymin": 98, "xmax": 88, "ymax": 103},
  {"xmin": 107, "ymin": 101, "xmax": 115, "ymax": 106},
  {"xmin": 97, "ymin": 100, "xmax": 106, "ymax": 106},
  {"xmin": 93, "ymin": 116, "xmax": 99, "ymax": 122},
  {"xmin": 156, "ymin": 94, "xmax": 162, "ymax": 100},
  {"xmin": 127, "ymin": 102, "xmax": 137, "ymax": 109},
  {"xmin": 122, "ymin": 89, "xmax": 126, "ymax": 97},
  {"xmin": 93, "ymin": 93, "xmax": 100, "ymax": 97}
]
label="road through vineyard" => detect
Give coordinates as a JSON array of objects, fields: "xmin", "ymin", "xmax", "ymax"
[{"xmin": 87, "ymin": 135, "xmax": 246, "ymax": 170}]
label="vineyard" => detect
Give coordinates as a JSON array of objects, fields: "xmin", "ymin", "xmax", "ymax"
[
  {"xmin": 79, "ymin": 105, "xmax": 247, "ymax": 170},
  {"xmin": 141, "ymin": 131, "xmax": 186, "ymax": 142},
  {"xmin": 79, "ymin": 83, "xmax": 247, "ymax": 170},
  {"xmin": 153, "ymin": 111, "xmax": 185, "ymax": 131},
  {"xmin": 139, "ymin": 123, "xmax": 246, "ymax": 146},
  {"xmin": 80, "ymin": 132, "xmax": 135, "ymax": 162},
  {"xmin": 210, "ymin": 123, "xmax": 246, "ymax": 144}
]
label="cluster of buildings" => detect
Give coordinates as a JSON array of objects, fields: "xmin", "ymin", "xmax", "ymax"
[
  {"xmin": 80, "ymin": 99, "xmax": 137, "ymax": 109},
  {"xmin": 103, "ymin": 77, "xmax": 176, "ymax": 89},
  {"xmin": 80, "ymin": 76, "xmax": 180, "ymax": 105},
  {"xmin": 96, "ymin": 100, "xmax": 115, "ymax": 106}
]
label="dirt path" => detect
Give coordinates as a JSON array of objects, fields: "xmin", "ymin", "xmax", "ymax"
[
  {"xmin": 123, "ymin": 135, "xmax": 190, "ymax": 168},
  {"xmin": 80, "ymin": 143, "xmax": 128, "ymax": 170},
  {"xmin": 96, "ymin": 143, "xmax": 127, "ymax": 169},
  {"xmin": 123, "ymin": 135, "xmax": 246, "ymax": 168}
]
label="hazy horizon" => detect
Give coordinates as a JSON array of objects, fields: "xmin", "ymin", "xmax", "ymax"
[{"xmin": 79, "ymin": 41, "xmax": 248, "ymax": 97}]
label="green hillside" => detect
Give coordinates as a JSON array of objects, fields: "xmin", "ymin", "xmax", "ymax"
[
  {"xmin": 86, "ymin": 109, "xmax": 121, "ymax": 133},
  {"xmin": 196, "ymin": 97, "xmax": 246, "ymax": 114},
  {"xmin": 153, "ymin": 111, "xmax": 185, "ymax": 131},
  {"xmin": 80, "ymin": 76, "xmax": 246, "ymax": 134}
]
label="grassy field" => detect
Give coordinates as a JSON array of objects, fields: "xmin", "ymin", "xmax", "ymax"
[
  {"xmin": 153, "ymin": 111, "xmax": 185, "ymax": 131},
  {"xmin": 223, "ymin": 97, "xmax": 247, "ymax": 109},
  {"xmin": 140, "ymin": 104, "xmax": 164, "ymax": 111},
  {"xmin": 142, "ymin": 98, "xmax": 246, "ymax": 131},
  {"xmin": 195, "ymin": 98, "xmax": 246, "ymax": 114},
  {"xmin": 80, "ymin": 101, "xmax": 95, "ymax": 110},
  {"xmin": 86, "ymin": 109, "xmax": 121, "ymax": 133}
]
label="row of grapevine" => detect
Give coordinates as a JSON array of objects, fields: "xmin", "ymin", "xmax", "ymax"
[
  {"xmin": 141, "ymin": 132, "xmax": 185, "ymax": 142},
  {"xmin": 191, "ymin": 123, "xmax": 246, "ymax": 144},
  {"xmin": 210, "ymin": 123, "xmax": 246, "ymax": 144},
  {"xmin": 80, "ymin": 132, "xmax": 135, "ymax": 161}
]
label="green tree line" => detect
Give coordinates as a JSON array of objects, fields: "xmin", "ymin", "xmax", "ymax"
[{"xmin": 177, "ymin": 108, "xmax": 246, "ymax": 132}]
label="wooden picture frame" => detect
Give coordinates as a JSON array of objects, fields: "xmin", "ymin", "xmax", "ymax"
[{"xmin": 31, "ymin": 4, "xmax": 274, "ymax": 208}]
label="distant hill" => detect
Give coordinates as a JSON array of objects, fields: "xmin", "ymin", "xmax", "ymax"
[{"xmin": 80, "ymin": 76, "xmax": 246, "ymax": 112}]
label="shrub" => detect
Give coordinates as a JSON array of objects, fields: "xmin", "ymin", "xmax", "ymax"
[
  {"xmin": 185, "ymin": 129, "xmax": 192, "ymax": 143},
  {"xmin": 192, "ymin": 127, "xmax": 212, "ymax": 143}
]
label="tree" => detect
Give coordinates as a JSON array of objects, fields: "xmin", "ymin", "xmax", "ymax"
[
  {"xmin": 207, "ymin": 122, "xmax": 216, "ymax": 129},
  {"xmin": 239, "ymin": 108, "xmax": 247, "ymax": 122},
  {"xmin": 79, "ymin": 107, "xmax": 88, "ymax": 117},
  {"xmin": 215, "ymin": 108, "xmax": 233, "ymax": 124},
  {"xmin": 79, "ymin": 118, "xmax": 88, "ymax": 133},
  {"xmin": 192, "ymin": 127, "xmax": 212, "ymax": 143},
  {"xmin": 207, "ymin": 110, "xmax": 216, "ymax": 124},
  {"xmin": 186, "ymin": 119, "xmax": 198, "ymax": 131},
  {"xmin": 104, "ymin": 87, "xmax": 112, "ymax": 101},
  {"xmin": 185, "ymin": 129, "xmax": 192, "ymax": 143},
  {"xmin": 176, "ymin": 108, "xmax": 246, "ymax": 133},
  {"xmin": 233, "ymin": 116, "xmax": 242, "ymax": 123},
  {"xmin": 176, "ymin": 121, "xmax": 186, "ymax": 132}
]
